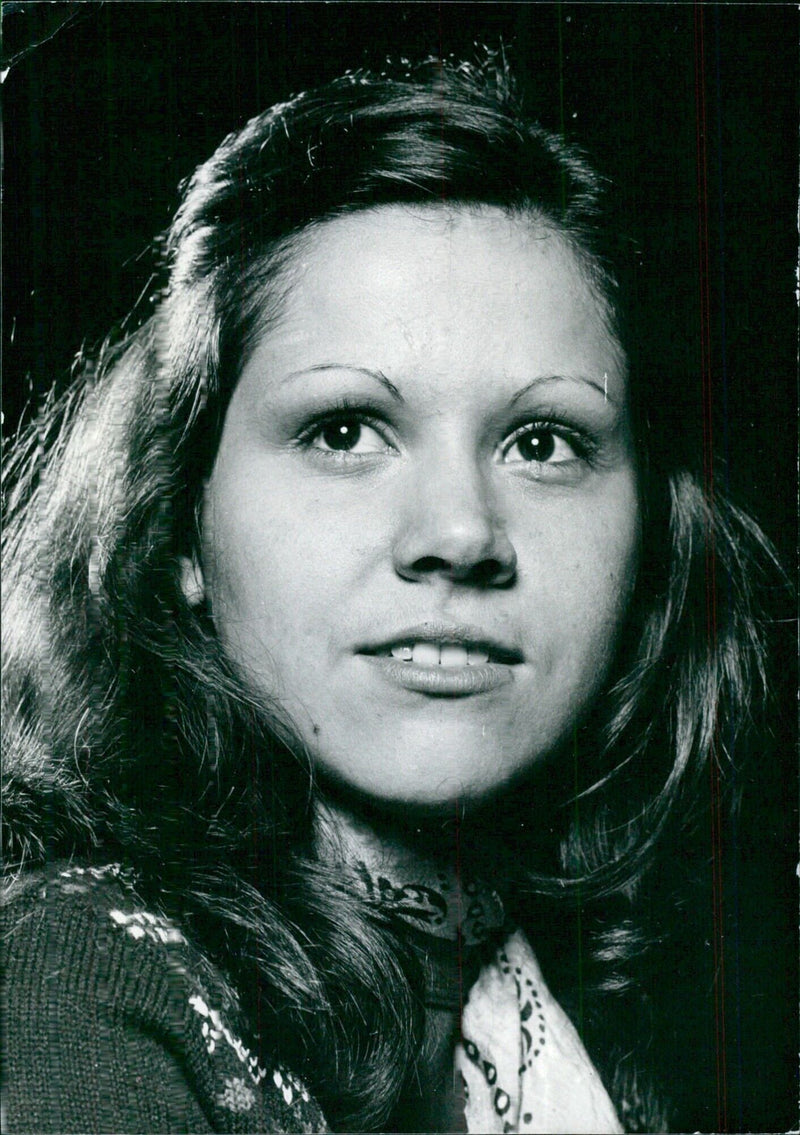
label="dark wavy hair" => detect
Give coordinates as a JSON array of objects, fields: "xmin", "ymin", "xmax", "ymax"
[{"xmin": 2, "ymin": 55, "xmax": 778, "ymax": 1131}]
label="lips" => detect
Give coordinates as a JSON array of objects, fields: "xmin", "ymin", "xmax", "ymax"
[{"xmin": 359, "ymin": 623, "xmax": 524, "ymax": 669}]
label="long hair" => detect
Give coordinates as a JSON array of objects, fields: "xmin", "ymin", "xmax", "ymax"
[{"xmin": 2, "ymin": 55, "xmax": 779, "ymax": 1130}]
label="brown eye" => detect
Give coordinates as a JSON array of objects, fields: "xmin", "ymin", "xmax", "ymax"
[
  {"xmin": 320, "ymin": 420, "xmax": 363, "ymax": 451},
  {"xmin": 514, "ymin": 429, "xmax": 556, "ymax": 462},
  {"xmin": 503, "ymin": 426, "xmax": 577, "ymax": 465},
  {"xmin": 310, "ymin": 417, "xmax": 389, "ymax": 455}
]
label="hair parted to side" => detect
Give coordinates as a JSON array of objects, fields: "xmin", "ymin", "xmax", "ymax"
[{"xmin": 1, "ymin": 53, "xmax": 778, "ymax": 1130}]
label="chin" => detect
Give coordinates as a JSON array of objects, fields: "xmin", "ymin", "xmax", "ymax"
[{"xmin": 321, "ymin": 743, "xmax": 533, "ymax": 813}]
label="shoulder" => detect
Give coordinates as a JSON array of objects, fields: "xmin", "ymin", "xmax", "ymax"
[{"xmin": 2, "ymin": 862, "xmax": 328, "ymax": 1134}]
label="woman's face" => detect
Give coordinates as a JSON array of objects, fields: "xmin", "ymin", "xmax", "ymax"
[{"xmin": 198, "ymin": 206, "xmax": 640, "ymax": 807}]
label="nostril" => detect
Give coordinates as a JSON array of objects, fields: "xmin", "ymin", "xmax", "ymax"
[
  {"xmin": 412, "ymin": 556, "xmax": 449, "ymax": 574},
  {"xmin": 405, "ymin": 554, "xmax": 516, "ymax": 588},
  {"xmin": 471, "ymin": 558, "xmax": 515, "ymax": 588},
  {"xmin": 455, "ymin": 557, "xmax": 516, "ymax": 588}
]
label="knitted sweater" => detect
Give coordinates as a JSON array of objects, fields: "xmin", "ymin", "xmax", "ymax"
[{"xmin": 1, "ymin": 862, "xmax": 329, "ymax": 1134}]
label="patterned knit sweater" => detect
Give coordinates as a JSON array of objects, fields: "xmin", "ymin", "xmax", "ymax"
[{"xmin": 1, "ymin": 862, "xmax": 329, "ymax": 1134}]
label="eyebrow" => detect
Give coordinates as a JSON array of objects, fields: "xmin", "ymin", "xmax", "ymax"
[
  {"xmin": 281, "ymin": 365, "xmax": 615, "ymax": 407},
  {"xmin": 508, "ymin": 373, "xmax": 616, "ymax": 406},
  {"xmin": 281, "ymin": 363, "xmax": 404, "ymax": 402}
]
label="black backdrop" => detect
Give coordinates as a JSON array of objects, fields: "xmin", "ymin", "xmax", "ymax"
[{"xmin": 4, "ymin": 3, "xmax": 798, "ymax": 1130}]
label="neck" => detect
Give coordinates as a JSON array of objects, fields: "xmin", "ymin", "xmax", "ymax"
[
  {"xmin": 313, "ymin": 792, "xmax": 505, "ymax": 946},
  {"xmin": 313, "ymin": 793, "xmax": 492, "ymax": 1133}
]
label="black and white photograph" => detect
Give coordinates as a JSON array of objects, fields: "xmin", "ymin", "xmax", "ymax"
[{"xmin": 2, "ymin": 4, "xmax": 797, "ymax": 1132}]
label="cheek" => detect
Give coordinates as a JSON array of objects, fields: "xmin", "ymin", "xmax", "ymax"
[
  {"xmin": 201, "ymin": 481, "xmax": 373, "ymax": 664},
  {"xmin": 518, "ymin": 486, "xmax": 640, "ymax": 663},
  {"xmin": 581, "ymin": 521, "xmax": 639, "ymax": 664},
  {"xmin": 201, "ymin": 485, "xmax": 293, "ymax": 660}
]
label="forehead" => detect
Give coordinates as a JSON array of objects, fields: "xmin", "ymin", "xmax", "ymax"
[{"xmin": 245, "ymin": 205, "xmax": 626, "ymax": 401}]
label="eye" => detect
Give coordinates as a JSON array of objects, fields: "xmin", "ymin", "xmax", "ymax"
[
  {"xmin": 502, "ymin": 424, "xmax": 581, "ymax": 465},
  {"xmin": 307, "ymin": 415, "xmax": 390, "ymax": 455}
]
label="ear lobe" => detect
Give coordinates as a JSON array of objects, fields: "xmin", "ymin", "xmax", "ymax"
[{"xmin": 178, "ymin": 555, "xmax": 206, "ymax": 606}]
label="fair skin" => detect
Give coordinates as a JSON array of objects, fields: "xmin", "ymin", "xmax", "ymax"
[
  {"xmin": 196, "ymin": 205, "xmax": 640, "ymax": 808},
  {"xmin": 189, "ymin": 204, "xmax": 641, "ymax": 1129}
]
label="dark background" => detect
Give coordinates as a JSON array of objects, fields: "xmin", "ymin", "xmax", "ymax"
[{"xmin": 4, "ymin": 3, "xmax": 798, "ymax": 1130}]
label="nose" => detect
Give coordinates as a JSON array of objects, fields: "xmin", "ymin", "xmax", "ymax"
[{"xmin": 392, "ymin": 459, "xmax": 517, "ymax": 588}]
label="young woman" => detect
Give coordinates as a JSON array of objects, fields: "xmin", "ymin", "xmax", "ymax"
[{"xmin": 1, "ymin": 56, "xmax": 787, "ymax": 1133}]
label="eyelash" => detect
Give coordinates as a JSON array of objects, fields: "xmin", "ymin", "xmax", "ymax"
[
  {"xmin": 500, "ymin": 418, "xmax": 596, "ymax": 466},
  {"xmin": 294, "ymin": 401, "xmax": 393, "ymax": 459},
  {"xmin": 295, "ymin": 401, "xmax": 598, "ymax": 469}
]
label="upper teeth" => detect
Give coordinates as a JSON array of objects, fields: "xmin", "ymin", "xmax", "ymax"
[{"xmin": 390, "ymin": 643, "xmax": 490, "ymax": 667}]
